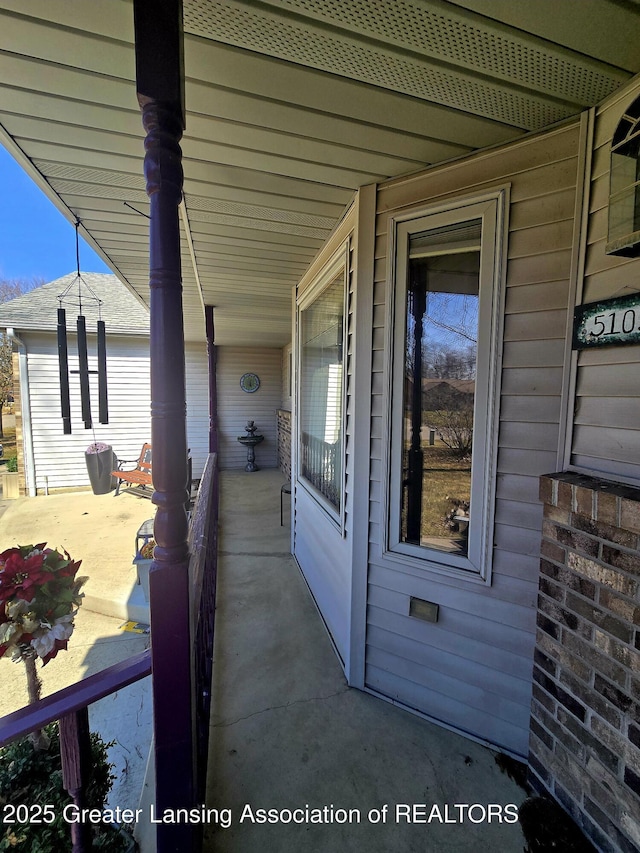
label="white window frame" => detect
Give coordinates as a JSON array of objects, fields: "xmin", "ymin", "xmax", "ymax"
[
  {"xmin": 384, "ymin": 192, "xmax": 507, "ymax": 582},
  {"xmin": 296, "ymin": 242, "xmax": 349, "ymax": 529}
]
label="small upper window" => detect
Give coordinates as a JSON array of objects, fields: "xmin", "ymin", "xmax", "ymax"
[{"xmin": 607, "ymin": 94, "xmax": 640, "ymax": 257}]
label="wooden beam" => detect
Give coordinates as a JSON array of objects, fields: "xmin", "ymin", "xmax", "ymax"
[{"xmin": 134, "ymin": 0, "xmax": 185, "ymax": 123}]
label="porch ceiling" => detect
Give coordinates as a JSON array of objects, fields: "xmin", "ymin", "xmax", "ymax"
[{"xmin": 1, "ymin": 0, "xmax": 640, "ymax": 345}]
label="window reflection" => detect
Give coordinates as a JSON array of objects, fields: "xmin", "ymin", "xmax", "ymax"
[{"xmin": 401, "ymin": 221, "xmax": 480, "ymax": 555}]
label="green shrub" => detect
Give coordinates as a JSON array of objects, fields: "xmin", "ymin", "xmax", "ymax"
[
  {"xmin": 5, "ymin": 456, "xmax": 17, "ymax": 473},
  {"xmin": 0, "ymin": 722, "xmax": 132, "ymax": 852},
  {"xmin": 428, "ymin": 405, "xmax": 474, "ymax": 457}
]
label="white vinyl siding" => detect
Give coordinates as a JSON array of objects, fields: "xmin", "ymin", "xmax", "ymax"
[
  {"xmin": 24, "ymin": 332, "xmax": 151, "ymax": 492},
  {"xmin": 569, "ymin": 81, "xmax": 640, "ymax": 484},
  {"xmin": 216, "ymin": 346, "xmax": 282, "ymax": 470},
  {"xmin": 185, "ymin": 341, "xmax": 210, "ymax": 480},
  {"xmin": 368, "ymin": 121, "xmax": 581, "ymax": 757},
  {"xmin": 21, "ymin": 333, "xmax": 210, "ymax": 492}
]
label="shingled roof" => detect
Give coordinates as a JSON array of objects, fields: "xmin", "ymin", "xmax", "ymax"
[{"xmin": 0, "ymin": 273, "xmax": 149, "ymax": 335}]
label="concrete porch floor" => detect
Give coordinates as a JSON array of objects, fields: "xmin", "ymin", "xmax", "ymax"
[
  {"xmin": 204, "ymin": 470, "xmax": 528, "ymax": 852},
  {"xmin": 0, "ymin": 490, "xmax": 154, "ymax": 817}
]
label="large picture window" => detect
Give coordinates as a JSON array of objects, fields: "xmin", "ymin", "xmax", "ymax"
[
  {"xmin": 298, "ymin": 248, "xmax": 347, "ymax": 517},
  {"xmin": 388, "ymin": 196, "xmax": 504, "ymax": 577}
]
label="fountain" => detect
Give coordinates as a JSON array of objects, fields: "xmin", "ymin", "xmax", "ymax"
[{"xmin": 237, "ymin": 420, "xmax": 264, "ymax": 472}]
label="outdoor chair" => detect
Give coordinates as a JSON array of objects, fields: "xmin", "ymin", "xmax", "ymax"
[
  {"xmin": 112, "ymin": 443, "xmax": 152, "ymax": 497},
  {"xmin": 111, "ymin": 444, "xmax": 194, "ymax": 507}
]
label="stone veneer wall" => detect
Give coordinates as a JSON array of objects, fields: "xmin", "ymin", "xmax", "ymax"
[
  {"xmin": 277, "ymin": 409, "xmax": 291, "ymax": 480},
  {"xmin": 532, "ymin": 471, "xmax": 640, "ymax": 853}
]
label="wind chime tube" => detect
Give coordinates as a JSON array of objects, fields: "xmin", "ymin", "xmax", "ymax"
[
  {"xmin": 57, "ymin": 307, "xmax": 72, "ymax": 434},
  {"xmin": 97, "ymin": 319, "xmax": 108, "ymax": 424},
  {"xmin": 76, "ymin": 315, "xmax": 92, "ymax": 429}
]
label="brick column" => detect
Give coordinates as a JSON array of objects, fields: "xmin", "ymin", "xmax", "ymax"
[
  {"xmin": 531, "ymin": 472, "xmax": 640, "ymax": 853},
  {"xmin": 277, "ymin": 408, "xmax": 291, "ymax": 479}
]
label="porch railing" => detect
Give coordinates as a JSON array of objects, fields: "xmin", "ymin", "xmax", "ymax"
[
  {"xmin": 0, "ymin": 651, "xmax": 152, "ymax": 852},
  {"xmin": 300, "ymin": 430, "xmax": 339, "ymax": 506},
  {"xmin": 188, "ymin": 451, "xmax": 219, "ymax": 801},
  {"xmin": 0, "ymin": 455, "xmax": 220, "ymax": 852}
]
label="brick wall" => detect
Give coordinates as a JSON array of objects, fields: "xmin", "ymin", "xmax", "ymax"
[
  {"xmin": 277, "ymin": 408, "xmax": 291, "ymax": 479},
  {"xmin": 531, "ymin": 471, "xmax": 640, "ymax": 853}
]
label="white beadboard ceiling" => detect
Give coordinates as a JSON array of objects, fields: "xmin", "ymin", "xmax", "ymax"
[{"xmin": 1, "ymin": 0, "xmax": 639, "ymax": 345}]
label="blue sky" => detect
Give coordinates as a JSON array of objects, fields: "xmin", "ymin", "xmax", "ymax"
[{"xmin": 0, "ymin": 145, "xmax": 112, "ymax": 285}]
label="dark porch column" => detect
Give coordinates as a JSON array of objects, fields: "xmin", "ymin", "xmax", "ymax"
[
  {"xmin": 133, "ymin": 2, "xmax": 194, "ymax": 849},
  {"xmin": 406, "ymin": 264, "xmax": 426, "ymax": 544},
  {"xmin": 205, "ymin": 304, "xmax": 219, "ymax": 453}
]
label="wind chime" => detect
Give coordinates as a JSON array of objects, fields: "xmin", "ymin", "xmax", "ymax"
[{"xmin": 57, "ymin": 222, "xmax": 109, "ymax": 434}]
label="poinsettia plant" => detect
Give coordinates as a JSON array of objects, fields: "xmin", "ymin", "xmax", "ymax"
[{"xmin": 0, "ymin": 544, "xmax": 86, "ymax": 669}]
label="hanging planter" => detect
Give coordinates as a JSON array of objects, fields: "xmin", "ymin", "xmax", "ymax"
[{"xmin": 85, "ymin": 442, "xmax": 116, "ymax": 495}]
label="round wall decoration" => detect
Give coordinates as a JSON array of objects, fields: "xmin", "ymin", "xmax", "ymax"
[{"xmin": 240, "ymin": 372, "xmax": 260, "ymax": 393}]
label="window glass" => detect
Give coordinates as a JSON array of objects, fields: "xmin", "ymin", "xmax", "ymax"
[
  {"xmin": 389, "ymin": 197, "xmax": 504, "ymax": 578},
  {"xmin": 400, "ymin": 219, "xmax": 481, "ymax": 556},
  {"xmin": 608, "ymin": 94, "xmax": 640, "ymax": 256},
  {"xmin": 299, "ymin": 272, "xmax": 345, "ymax": 513}
]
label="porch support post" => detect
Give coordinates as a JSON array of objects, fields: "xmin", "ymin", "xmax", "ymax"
[
  {"xmin": 406, "ymin": 265, "xmax": 426, "ymax": 544},
  {"xmin": 205, "ymin": 304, "xmax": 219, "ymax": 453},
  {"xmin": 59, "ymin": 708, "xmax": 93, "ymax": 853},
  {"xmin": 134, "ymin": 2, "xmax": 195, "ymax": 850}
]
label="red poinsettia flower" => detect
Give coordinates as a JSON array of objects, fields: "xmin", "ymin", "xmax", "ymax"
[
  {"xmin": 54, "ymin": 557, "xmax": 80, "ymax": 580},
  {"xmin": 0, "ymin": 551, "xmax": 50, "ymax": 602},
  {"xmin": 0, "ymin": 543, "xmax": 85, "ymax": 668},
  {"xmin": 42, "ymin": 637, "xmax": 69, "ymax": 666}
]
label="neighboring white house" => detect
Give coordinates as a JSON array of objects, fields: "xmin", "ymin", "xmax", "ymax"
[
  {"xmin": 0, "ymin": 273, "xmax": 285, "ymax": 494},
  {"xmin": 0, "ymin": 273, "xmax": 215, "ymax": 494}
]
